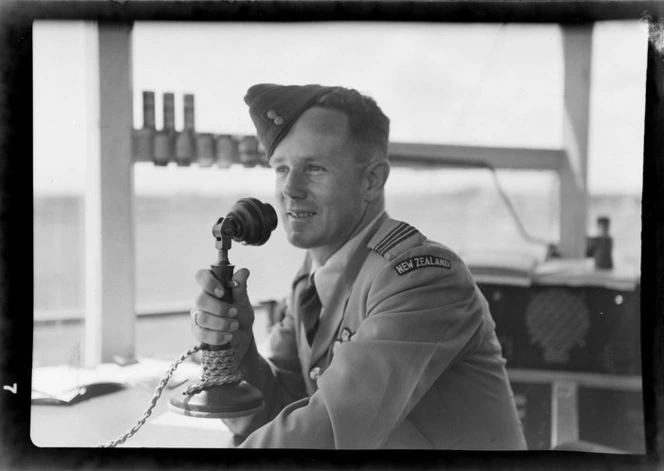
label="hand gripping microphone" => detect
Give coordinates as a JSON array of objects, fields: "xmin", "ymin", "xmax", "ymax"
[{"xmin": 168, "ymin": 197, "xmax": 278, "ymax": 418}]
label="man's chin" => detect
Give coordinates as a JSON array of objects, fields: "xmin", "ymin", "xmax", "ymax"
[{"xmin": 286, "ymin": 233, "xmax": 315, "ymax": 250}]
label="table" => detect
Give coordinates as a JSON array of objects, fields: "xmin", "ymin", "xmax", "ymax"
[{"xmin": 31, "ymin": 384, "xmax": 238, "ymax": 448}]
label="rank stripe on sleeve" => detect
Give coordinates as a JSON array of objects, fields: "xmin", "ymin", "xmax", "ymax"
[
  {"xmin": 373, "ymin": 222, "xmax": 409, "ymax": 254},
  {"xmin": 380, "ymin": 227, "xmax": 418, "ymax": 256},
  {"xmin": 374, "ymin": 223, "xmax": 418, "ymax": 256}
]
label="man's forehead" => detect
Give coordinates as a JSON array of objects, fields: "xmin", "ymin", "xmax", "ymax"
[{"xmin": 269, "ymin": 154, "xmax": 321, "ymax": 166}]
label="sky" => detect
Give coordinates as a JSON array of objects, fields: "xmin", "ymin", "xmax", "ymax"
[{"xmin": 33, "ymin": 20, "xmax": 648, "ymax": 196}]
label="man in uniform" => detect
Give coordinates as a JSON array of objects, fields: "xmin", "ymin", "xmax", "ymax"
[{"xmin": 191, "ymin": 84, "xmax": 527, "ymax": 449}]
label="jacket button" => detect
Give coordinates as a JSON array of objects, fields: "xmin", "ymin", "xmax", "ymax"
[{"xmin": 309, "ymin": 367, "xmax": 321, "ymax": 382}]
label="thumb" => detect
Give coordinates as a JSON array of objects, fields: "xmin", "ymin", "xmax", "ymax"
[{"xmin": 231, "ymin": 268, "xmax": 252, "ymax": 307}]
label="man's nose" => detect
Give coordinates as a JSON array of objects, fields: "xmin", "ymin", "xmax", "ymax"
[{"xmin": 282, "ymin": 169, "xmax": 307, "ymax": 199}]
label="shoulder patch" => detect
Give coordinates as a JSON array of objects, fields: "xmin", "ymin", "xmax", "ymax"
[{"xmin": 393, "ymin": 255, "xmax": 452, "ymax": 275}]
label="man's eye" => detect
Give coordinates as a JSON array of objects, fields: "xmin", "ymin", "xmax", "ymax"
[
  {"xmin": 275, "ymin": 166, "xmax": 289, "ymax": 175},
  {"xmin": 307, "ymin": 165, "xmax": 325, "ymax": 173}
]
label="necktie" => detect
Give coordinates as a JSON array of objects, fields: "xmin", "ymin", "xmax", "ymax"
[{"xmin": 299, "ymin": 276, "xmax": 321, "ymax": 347}]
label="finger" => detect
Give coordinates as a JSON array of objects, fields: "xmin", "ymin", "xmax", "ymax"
[
  {"xmin": 231, "ymin": 268, "xmax": 251, "ymax": 307},
  {"xmin": 193, "ymin": 309, "xmax": 240, "ymax": 332},
  {"xmin": 194, "ymin": 291, "xmax": 235, "ymax": 318},
  {"xmin": 190, "ymin": 320, "xmax": 233, "ymax": 346},
  {"xmin": 195, "ymin": 269, "xmax": 226, "ymax": 299}
]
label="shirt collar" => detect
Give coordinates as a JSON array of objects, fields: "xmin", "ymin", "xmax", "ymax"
[{"xmin": 310, "ymin": 212, "xmax": 384, "ymax": 310}]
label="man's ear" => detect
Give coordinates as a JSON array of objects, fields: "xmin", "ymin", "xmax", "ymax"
[{"xmin": 363, "ymin": 160, "xmax": 390, "ymax": 202}]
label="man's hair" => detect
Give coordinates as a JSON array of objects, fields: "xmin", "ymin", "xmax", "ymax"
[{"xmin": 315, "ymin": 87, "xmax": 390, "ymax": 163}]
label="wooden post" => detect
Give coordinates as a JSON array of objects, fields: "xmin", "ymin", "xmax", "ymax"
[
  {"xmin": 83, "ymin": 22, "xmax": 136, "ymax": 366},
  {"xmin": 560, "ymin": 25, "xmax": 593, "ymax": 258}
]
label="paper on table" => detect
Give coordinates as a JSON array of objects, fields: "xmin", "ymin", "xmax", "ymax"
[{"xmin": 32, "ymin": 358, "xmax": 202, "ymax": 405}]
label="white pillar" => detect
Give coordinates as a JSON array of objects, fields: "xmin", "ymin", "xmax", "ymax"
[
  {"xmin": 560, "ymin": 25, "xmax": 593, "ymax": 258},
  {"xmin": 83, "ymin": 22, "xmax": 136, "ymax": 366},
  {"xmin": 550, "ymin": 380, "xmax": 579, "ymax": 448}
]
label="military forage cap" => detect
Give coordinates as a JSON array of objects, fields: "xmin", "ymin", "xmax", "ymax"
[{"xmin": 244, "ymin": 83, "xmax": 338, "ymax": 159}]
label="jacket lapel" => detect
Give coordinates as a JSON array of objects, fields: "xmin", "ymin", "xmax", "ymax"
[
  {"xmin": 291, "ymin": 254, "xmax": 313, "ymax": 369},
  {"xmin": 308, "ymin": 214, "xmax": 388, "ymax": 368}
]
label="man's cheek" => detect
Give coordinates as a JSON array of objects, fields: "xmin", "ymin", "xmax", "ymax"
[{"xmin": 274, "ymin": 191, "xmax": 286, "ymax": 212}]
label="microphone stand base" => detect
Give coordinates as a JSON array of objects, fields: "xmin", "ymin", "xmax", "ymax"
[{"xmin": 168, "ymin": 379, "xmax": 265, "ymax": 419}]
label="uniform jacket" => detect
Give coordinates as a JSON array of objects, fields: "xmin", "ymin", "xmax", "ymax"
[{"xmin": 225, "ymin": 214, "xmax": 527, "ymax": 449}]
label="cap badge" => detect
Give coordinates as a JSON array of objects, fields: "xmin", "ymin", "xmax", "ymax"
[{"xmin": 266, "ymin": 109, "xmax": 284, "ymax": 126}]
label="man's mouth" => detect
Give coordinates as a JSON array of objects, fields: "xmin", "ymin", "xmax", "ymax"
[{"xmin": 287, "ymin": 211, "xmax": 316, "ymax": 219}]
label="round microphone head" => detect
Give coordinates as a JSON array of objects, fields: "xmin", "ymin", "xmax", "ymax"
[{"xmin": 226, "ymin": 197, "xmax": 278, "ymax": 246}]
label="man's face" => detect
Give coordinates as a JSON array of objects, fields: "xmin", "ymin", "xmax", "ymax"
[{"xmin": 270, "ymin": 107, "xmax": 368, "ymax": 259}]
